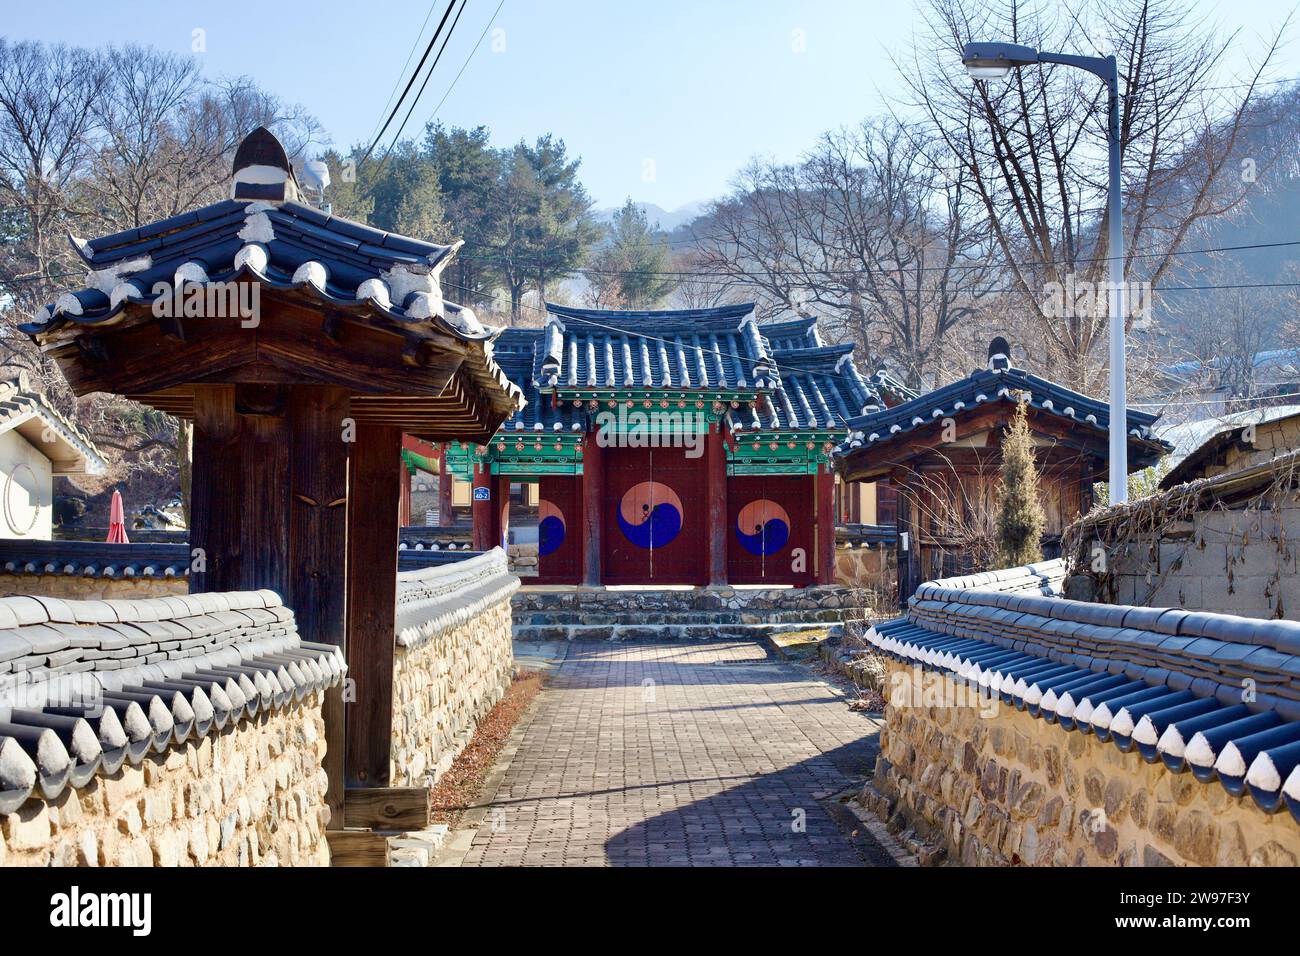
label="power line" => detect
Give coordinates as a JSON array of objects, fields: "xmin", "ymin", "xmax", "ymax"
[
  {"xmin": 419, "ymin": 0, "xmax": 506, "ymax": 126},
  {"xmin": 365, "ymin": 1, "xmax": 440, "ymax": 149},
  {"xmin": 370, "ymin": 0, "xmax": 468, "ymax": 179},
  {"xmin": 458, "ymin": 236, "xmax": 1300, "ymax": 279},
  {"xmin": 356, "ymin": 0, "xmax": 457, "ymax": 168}
]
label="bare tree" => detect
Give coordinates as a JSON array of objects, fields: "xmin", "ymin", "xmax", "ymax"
[
  {"xmin": 906, "ymin": 0, "xmax": 1289, "ymax": 391},
  {"xmin": 693, "ymin": 117, "xmax": 996, "ymax": 388}
]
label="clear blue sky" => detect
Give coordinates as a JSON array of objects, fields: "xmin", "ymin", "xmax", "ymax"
[{"xmin": 5, "ymin": 1, "xmax": 1297, "ymax": 210}]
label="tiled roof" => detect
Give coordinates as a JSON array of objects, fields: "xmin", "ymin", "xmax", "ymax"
[
  {"xmin": 499, "ymin": 305, "xmax": 882, "ymax": 434},
  {"xmin": 836, "ymin": 363, "xmax": 1171, "ymax": 463},
  {"xmin": 494, "ymin": 328, "xmax": 585, "ymax": 433},
  {"xmin": 0, "ymin": 589, "xmax": 344, "ymax": 811},
  {"xmin": 867, "ymin": 560, "xmax": 1300, "ymax": 821},
  {"xmin": 0, "ymin": 541, "xmax": 189, "ymax": 578},
  {"xmin": 0, "ymin": 375, "xmax": 105, "ymax": 476},
  {"xmin": 731, "ymin": 344, "xmax": 877, "ymax": 431},
  {"xmin": 21, "ymin": 128, "xmax": 523, "ymax": 416},
  {"xmin": 1160, "ymin": 406, "xmax": 1300, "ymax": 489},
  {"xmin": 538, "ymin": 303, "xmax": 777, "ymax": 392}
]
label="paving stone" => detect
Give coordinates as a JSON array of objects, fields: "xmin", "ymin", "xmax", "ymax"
[{"xmin": 462, "ymin": 641, "xmax": 884, "ymax": 867}]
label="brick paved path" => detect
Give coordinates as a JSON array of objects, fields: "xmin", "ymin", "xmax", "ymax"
[{"xmin": 461, "ymin": 641, "xmax": 887, "ymax": 867}]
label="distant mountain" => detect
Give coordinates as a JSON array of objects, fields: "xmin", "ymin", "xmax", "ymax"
[{"xmin": 593, "ymin": 200, "xmax": 709, "ymax": 234}]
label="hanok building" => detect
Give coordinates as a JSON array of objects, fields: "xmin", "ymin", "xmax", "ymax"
[
  {"xmin": 22, "ymin": 128, "xmax": 522, "ymax": 808},
  {"xmin": 446, "ymin": 304, "xmax": 888, "ymax": 587},
  {"xmin": 834, "ymin": 339, "xmax": 1171, "ymax": 600}
]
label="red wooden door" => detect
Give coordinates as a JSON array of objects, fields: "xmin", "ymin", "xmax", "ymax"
[
  {"xmin": 726, "ymin": 475, "xmax": 814, "ymax": 586},
  {"xmin": 537, "ymin": 476, "xmax": 581, "ymax": 584},
  {"xmin": 603, "ymin": 446, "xmax": 706, "ymax": 585}
]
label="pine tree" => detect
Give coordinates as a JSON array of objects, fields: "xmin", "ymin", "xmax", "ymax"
[{"xmin": 995, "ymin": 397, "xmax": 1046, "ymax": 568}]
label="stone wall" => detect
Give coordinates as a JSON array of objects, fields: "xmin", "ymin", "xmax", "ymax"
[
  {"xmin": 508, "ymin": 542, "xmax": 538, "ymax": 578},
  {"xmin": 0, "ymin": 572, "xmax": 186, "ymax": 601},
  {"xmin": 391, "ymin": 599, "xmax": 514, "ymax": 785},
  {"xmin": 1, "ymin": 693, "xmax": 331, "ymax": 867},
  {"xmin": 835, "ymin": 543, "xmax": 894, "ymax": 599},
  {"xmin": 866, "ymin": 660, "xmax": 1300, "ymax": 867},
  {"xmin": 389, "ymin": 548, "xmax": 518, "ymax": 787}
]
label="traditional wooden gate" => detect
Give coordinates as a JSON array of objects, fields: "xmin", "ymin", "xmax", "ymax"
[
  {"xmin": 726, "ymin": 474, "xmax": 814, "ymax": 586},
  {"xmin": 536, "ymin": 475, "xmax": 582, "ymax": 584},
  {"xmin": 603, "ymin": 446, "xmax": 706, "ymax": 585}
]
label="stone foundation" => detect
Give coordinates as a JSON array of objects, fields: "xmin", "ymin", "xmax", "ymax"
[
  {"xmin": 867, "ymin": 659, "xmax": 1300, "ymax": 866},
  {"xmin": 508, "ymin": 542, "xmax": 538, "ymax": 577},
  {"xmin": 1, "ymin": 693, "xmax": 331, "ymax": 867},
  {"xmin": 0, "ymin": 573, "xmax": 187, "ymax": 600}
]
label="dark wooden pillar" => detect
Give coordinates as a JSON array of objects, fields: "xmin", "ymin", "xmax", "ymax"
[
  {"xmin": 190, "ymin": 384, "xmax": 241, "ymax": 594},
  {"xmin": 896, "ymin": 484, "xmax": 922, "ymax": 605},
  {"xmin": 471, "ymin": 457, "xmax": 496, "ymax": 551},
  {"xmin": 815, "ymin": 463, "xmax": 835, "ymax": 585},
  {"xmin": 344, "ymin": 423, "xmax": 402, "ymax": 789},
  {"xmin": 493, "ymin": 474, "xmax": 511, "ymax": 552},
  {"xmin": 581, "ymin": 432, "xmax": 603, "ymax": 587},
  {"xmin": 438, "ymin": 448, "xmax": 453, "ymax": 526},
  {"xmin": 286, "ymin": 385, "xmax": 350, "ymax": 825},
  {"xmin": 399, "ymin": 459, "xmax": 411, "ymax": 527},
  {"xmin": 705, "ymin": 423, "xmax": 728, "ymax": 586}
]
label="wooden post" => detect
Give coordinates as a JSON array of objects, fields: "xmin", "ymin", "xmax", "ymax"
[
  {"xmin": 494, "ymin": 474, "xmax": 511, "ymax": 552},
  {"xmin": 345, "ymin": 423, "xmax": 402, "ymax": 789},
  {"xmin": 190, "ymin": 384, "xmax": 241, "ymax": 594},
  {"xmin": 581, "ymin": 432, "xmax": 603, "ymax": 587},
  {"xmin": 286, "ymin": 385, "xmax": 350, "ymax": 827},
  {"xmin": 705, "ymin": 423, "xmax": 727, "ymax": 586},
  {"xmin": 896, "ymin": 485, "xmax": 922, "ymax": 605},
  {"xmin": 399, "ymin": 459, "xmax": 411, "ymax": 527},
  {"xmin": 471, "ymin": 458, "xmax": 496, "ymax": 552},
  {"xmin": 438, "ymin": 448, "xmax": 453, "ymax": 526},
  {"xmin": 815, "ymin": 463, "xmax": 835, "ymax": 585}
]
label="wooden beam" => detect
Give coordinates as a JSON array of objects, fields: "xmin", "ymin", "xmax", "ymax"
[
  {"xmin": 815, "ymin": 464, "xmax": 835, "ymax": 585},
  {"xmin": 326, "ymin": 829, "xmax": 391, "ymax": 867},
  {"xmin": 471, "ymin": 459, "xmax": 496, "ymax": 551},
  {"xmin": 345, "ymin": 423, "xmax": 402, "ymax": 789},
  {"xmin": 190, "ymin": 384, "xmax": 246, "ymax": 592},
  {"xmin": 438, "ymin": 447, "xmax": 454, "ymax": 526},
  {"xmin": 581, "ymin": 432, "xmax": 603, "ymax": 586},
  {"xmin": 705, "ymin": 423, "xmax": 727, "ymax": 586},
  {"xmin": 343, "ymin": 786, "xmax": 431, "ymax": 830},
  {"xmin": 286, "ymin": 385, "xmax": 351, "ymax": 828},
  {"xmin": 896, "ymin": 490, "xmax": 922, "ymax": 604}
]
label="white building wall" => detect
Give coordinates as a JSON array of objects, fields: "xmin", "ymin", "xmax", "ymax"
[{"xmin": 0, "ymin": 429, "xmax": 53, "ymax": 539}]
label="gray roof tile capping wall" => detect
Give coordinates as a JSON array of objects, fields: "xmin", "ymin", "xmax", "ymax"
[
  {"xmin": 395, "ymin": 547, "xmax": 519, "ymax": 650},
  {"xmin": 866, "ymin": 560, "xmax": 1300, "ymax": 823},
  {"xmin": 0, "ymin": 590, "xmax": 344, "ymax": 812}
]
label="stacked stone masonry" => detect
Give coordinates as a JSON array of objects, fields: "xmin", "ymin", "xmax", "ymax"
[
  {"xmin": 0, "ymin": 588, "xmax": 344, "ymax": 867},
  {"xmin": 1, "ymin": 694, "xmax": 330, "ymax": 866},
  {"xmin": 869, "ymin": 661, "xmax": 1300, "ymax": 866},
  {"xmin": 389, "ymin": 548, "xmax": 518, "ymax": 786}
]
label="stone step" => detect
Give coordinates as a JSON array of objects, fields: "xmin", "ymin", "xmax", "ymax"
[
  {"xmin": 511, "ymin": 607, "xmax": 867, "ymax": 627},
  {"xmin": 510, "ymin": 621, "xmax": 842, "ymax": 643}
]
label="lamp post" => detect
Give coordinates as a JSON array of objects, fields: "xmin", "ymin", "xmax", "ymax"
[{"xmin": 961, "ymin": 42, "xmax": 1129, "ymax": 503}]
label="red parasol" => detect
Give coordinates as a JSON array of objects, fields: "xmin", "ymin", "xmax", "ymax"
[{"xmin": 106, "ymin": 489, "xmax": 129, "ymax": 544}]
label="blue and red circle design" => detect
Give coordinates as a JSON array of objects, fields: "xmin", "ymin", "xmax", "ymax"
[
  {"xmin": 736, "ymin": 499, "xmax": 791, "ymax": 556},
  {"xmin": 617, "ymin": 481, "xmax": 683, "ymax": 549},
  {"xmin": 538, "ymin": 500, "xmax": 566, "ymax": 557}
]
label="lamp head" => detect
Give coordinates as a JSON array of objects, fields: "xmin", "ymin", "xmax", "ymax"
[{"xmin": 962, "ymin": 42, "xmax": 1039, "ymax": 80}]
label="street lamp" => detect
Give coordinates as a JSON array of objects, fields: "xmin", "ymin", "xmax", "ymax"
[{"xmin": 962, "ymin": 41, "xmax": 1130, "ymax": 503}]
